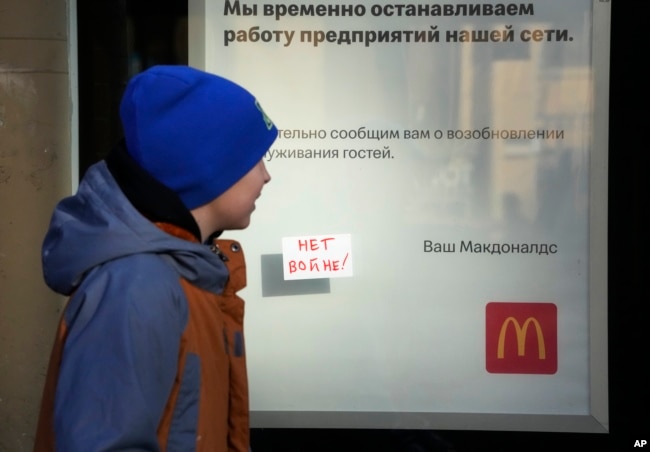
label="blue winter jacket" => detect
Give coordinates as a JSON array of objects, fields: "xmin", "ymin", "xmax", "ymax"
[{"xmin": 34, "ymin": 161, "xmax": 250, "ymax": 451}]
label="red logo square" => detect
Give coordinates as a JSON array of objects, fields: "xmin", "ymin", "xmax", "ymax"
[{"xmin": 486, "ymin": 302, "xmax": 557, "ymax": 374}]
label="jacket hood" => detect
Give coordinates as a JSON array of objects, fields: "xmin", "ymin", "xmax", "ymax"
[{"xmin": 42, "ymin": 161, "xmax": 228, "ymax": 296}]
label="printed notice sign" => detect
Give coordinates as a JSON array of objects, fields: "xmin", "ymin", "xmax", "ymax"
[
  {"xmin": 282, "ymin": 234, "xmax": 353, "ymax": 280},
  {"xmin": 191, "ymin": 0, "xmax": 610, "ymax": 433}
]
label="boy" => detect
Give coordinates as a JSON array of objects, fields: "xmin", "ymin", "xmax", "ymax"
[{"xmin": 34, "ymin": 65, "xmax": 277, "ymax": 451}]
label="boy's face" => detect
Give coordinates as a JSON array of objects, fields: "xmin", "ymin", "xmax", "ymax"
[{"xmin": 205, "ymin": 159, "xmax": 271, "ymax": 231}]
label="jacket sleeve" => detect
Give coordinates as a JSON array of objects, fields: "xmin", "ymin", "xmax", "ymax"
[{"xmin": 53, "ymin": 255, "xmax": 188, "ymax": 452}]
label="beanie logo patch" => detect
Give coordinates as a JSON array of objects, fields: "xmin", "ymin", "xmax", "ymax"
[{"xmin": 255, "ymin": 99, "xmax": 275, "ymax": 130}]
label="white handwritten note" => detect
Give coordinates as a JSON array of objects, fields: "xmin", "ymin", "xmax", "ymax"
[{"xmin": 282, "ymin": 234, "xmax": 353, "ymax": 280}]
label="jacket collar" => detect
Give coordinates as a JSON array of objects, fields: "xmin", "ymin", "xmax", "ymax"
[{"xmin": 105, "ymin": 140, "xmax": 202, "ymax": 242}]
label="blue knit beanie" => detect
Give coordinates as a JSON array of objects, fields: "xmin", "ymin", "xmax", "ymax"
[{"xmin": 119, "ymin": 65, "xmax": 277, "ymax": 210}]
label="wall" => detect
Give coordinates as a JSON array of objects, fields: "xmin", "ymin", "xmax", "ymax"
[{"xmin": 0, "ymin": 0, "xmax": 71, "ymax": 450}]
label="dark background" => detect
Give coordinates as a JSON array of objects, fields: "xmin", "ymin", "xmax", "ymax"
[{"xmin": 77, "ymin": 2, "xmax": 646, "ymax": 450}]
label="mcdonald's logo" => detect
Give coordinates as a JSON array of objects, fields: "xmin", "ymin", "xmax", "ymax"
[{"xmin": 486, "ymin": 302, "xmax": 557, "ymax": 374}]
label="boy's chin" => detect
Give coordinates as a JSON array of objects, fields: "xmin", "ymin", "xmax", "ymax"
[{"xmin": 225, "ymin": 217, "xmax": 252, "ymax": 231}]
